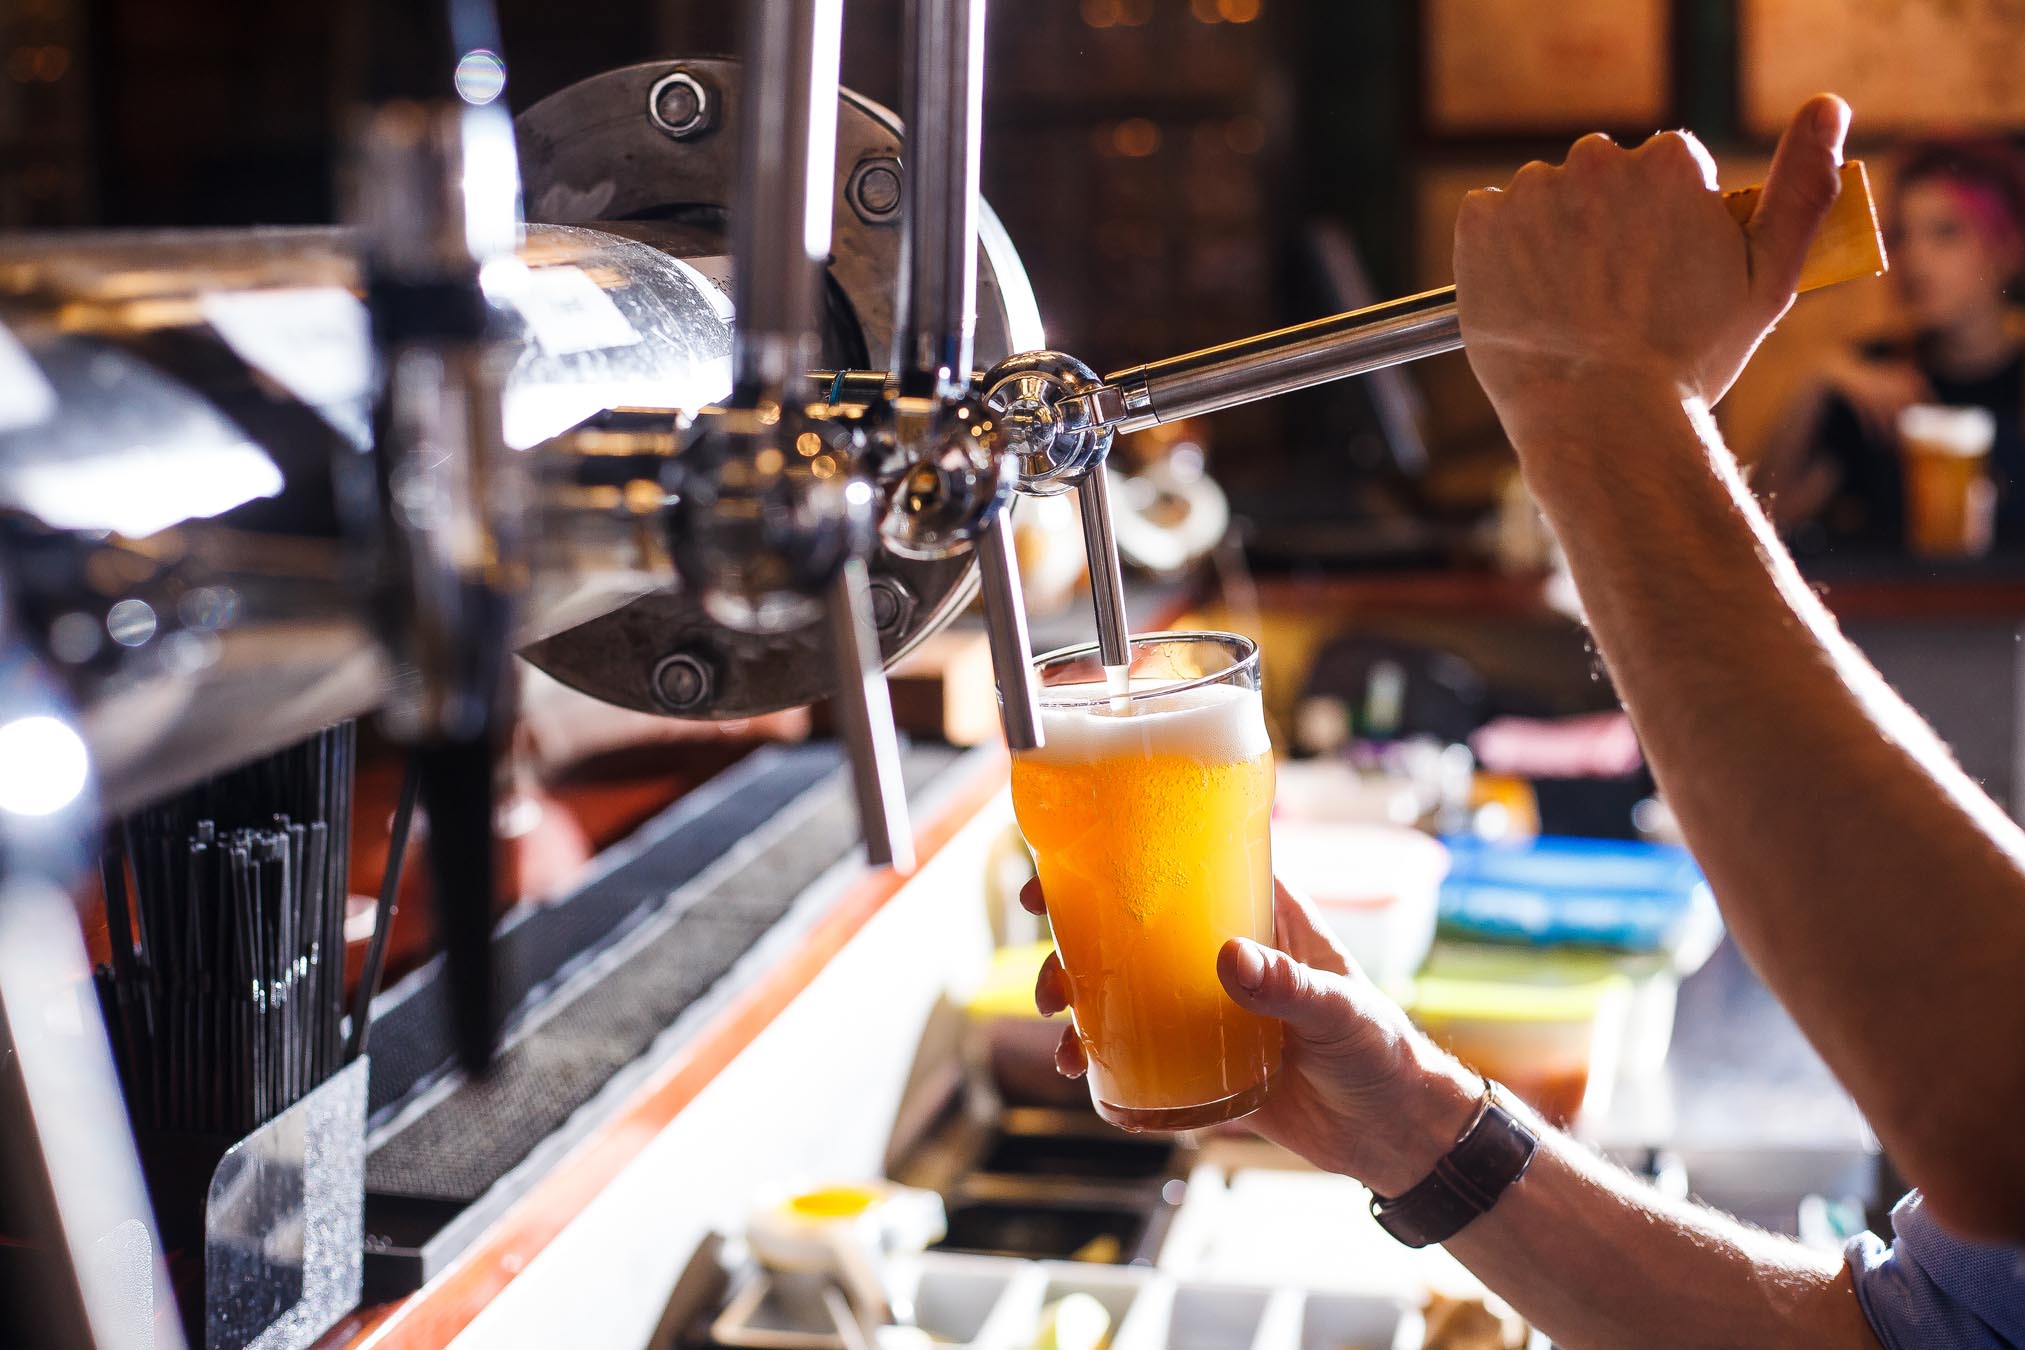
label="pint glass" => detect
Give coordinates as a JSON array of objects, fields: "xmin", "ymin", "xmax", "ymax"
[
  {"xmin": 1010, "ymin": 632, "xmax": 1281, "ymax": 1130},
  {"xmin": 1899, "ymin": 404, "xmax": 1997, "ymax": 557}
]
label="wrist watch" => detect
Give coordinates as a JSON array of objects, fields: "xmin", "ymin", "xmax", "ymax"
[{"xmin": 1369, "ymin": 1079, "xmax": 1538, "ymax": 1248}]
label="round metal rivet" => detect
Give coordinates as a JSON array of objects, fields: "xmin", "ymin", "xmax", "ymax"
[
  {"xmin": 848, "ymin": 158, "xmax": 903, "ymax": 221},
  {"xmin": 647, "ymin": 72, "xmax": 711, "ymax": 139},
  {"xmin": 651, "ymin": 652, "xmax": 713, "ymax": 712}
]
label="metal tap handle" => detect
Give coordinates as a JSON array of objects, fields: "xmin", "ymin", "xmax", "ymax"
[
  {"xmin": 976, "ymin": 515, "xmax": 1043, "ymax": 751},
  {"xmin": 825, "ymin": 560, "xmax": 916, "ymax": 872},
  {"xmin": 1092, "ymin": 288, "xmax": 1460, "ymax": 434},
  {"xmin": 1077, "ymin": 160, "xmax": 1888, "ymax": 434}
]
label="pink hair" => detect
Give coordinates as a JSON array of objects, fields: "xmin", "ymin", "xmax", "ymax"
[
  {"xmin": 1941, "ymin": 177, "xmax": 2024, "ymax": 255},
  {"xmin": 1896, "ymin": 140, "xmax": 2025, "ymax": 266}
]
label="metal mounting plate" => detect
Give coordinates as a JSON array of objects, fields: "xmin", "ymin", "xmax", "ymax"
[{"xmin": 514, "ymin": 58, "xmax": 1044, "ymax": 719}]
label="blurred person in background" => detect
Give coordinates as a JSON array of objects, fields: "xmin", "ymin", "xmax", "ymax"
[{"xmin": 1759, "ymin": 140, "xmax": 2025, "ymax": 553}]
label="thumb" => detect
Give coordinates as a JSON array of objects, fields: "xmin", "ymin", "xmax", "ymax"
[
  {"xmin": 1219, "ymin": 938, "xmax": 1352, "ymax": 1041},
  {"xmin": 1746, "ymin": 93, "xmax": 1851, "ymax": 304}
]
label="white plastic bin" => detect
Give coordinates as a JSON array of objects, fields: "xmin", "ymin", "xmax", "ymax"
[
  {"xmin": 1294, "ymin": 1291, "xmax": 1424, "ymax": 1350},
  {"xmin": 1114, "ymin": 1281, "xmax": 1277, "ymax": 1350},
  {"xmin": 890, "ymin": 1252, "xmax": 1044, "ymax": 1349},
  {"xmin": 1034, "ymin": 1261, "xmax": 1153, "ymax": 1333}
]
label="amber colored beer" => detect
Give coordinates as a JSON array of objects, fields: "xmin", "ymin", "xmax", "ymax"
[
  {"xmin": 1899, "ymin": 404, "xmax": 1996, "ymax": 557},
  {"xmin": 1010, "ymin": 636, "xmax": 1282, "ymax": 1131}
]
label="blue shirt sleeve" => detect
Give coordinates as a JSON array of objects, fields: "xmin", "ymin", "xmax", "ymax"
[{"xmin": 1845, "ymin": 1191, "xmax": 2025, "ymax": 1348}]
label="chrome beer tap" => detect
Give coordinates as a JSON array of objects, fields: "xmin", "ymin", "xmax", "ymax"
[
  {"xmin": 869, "ymin": 0, "xmax": 1064, "ymax": 751},
  {"xmin": 671, "ymin": 0, "xmax": 914, "ymax": 871},
  {"xmin": 347, "ymin": 0, "xmax": 527, "ymax": 1070}
]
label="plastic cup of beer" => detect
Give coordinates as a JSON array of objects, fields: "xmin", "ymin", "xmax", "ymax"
[
  {"xmin": 1899, "ymin": 404, "xmax": 1997, "ymax": 557},
  {"xmin": 1009, "ymin": 631, "xmax": 1282, "ymax": 1131}
]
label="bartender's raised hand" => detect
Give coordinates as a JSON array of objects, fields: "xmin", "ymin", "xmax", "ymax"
[
  {"xmin": 1023, "ymin": 877, "xmax": 1482, "ymax": 1196},
  {"xmin": 1453, "ymin": 94, "xmax": 1851, "ymax": 447}
]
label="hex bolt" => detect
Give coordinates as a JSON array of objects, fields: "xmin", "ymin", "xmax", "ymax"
[
  {"xmin": 868, "ymin": 576, "xmax": 916, "ymax": 638},
  {"xmin": 848, "ymin": 157, "xmax": 903, "ymax": 222},
  {"xmin": 647, "ymin": 72, "xmax": 712, "ymax": 140},
  {"xmin": 651, "ymin": 652, "xmax": 714, "ymax": 713}
]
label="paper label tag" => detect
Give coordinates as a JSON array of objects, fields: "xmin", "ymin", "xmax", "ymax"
[
  {"xmin": 201, "ymin": 287, "xmax": 372, "ymax": 407},
  {"xmin": 0, "ymin": 323, "xmax": 57, "ymax": 434},
  {"xmin": 510, "ymin": 265, "xmax": 642, "ymax": 356}
]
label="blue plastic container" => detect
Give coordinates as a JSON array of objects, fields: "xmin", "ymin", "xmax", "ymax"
[{"xmin": 1437, "ymin": 834, "xmax": 1715, "ymax": 955}]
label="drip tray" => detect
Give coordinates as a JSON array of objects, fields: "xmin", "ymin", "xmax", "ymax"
[{"xmin": 357, "ymin": 741, "xmax": 967, "ymax": 1298}]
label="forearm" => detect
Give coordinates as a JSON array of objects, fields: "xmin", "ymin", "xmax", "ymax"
[
  {"xmin": 1511, "ymin": 380, "xmax": 2025, "ymax": 1235},
  {"xmin": 1438, "ymin": 1114, "xmax": 1876, "ymax": 1349}
]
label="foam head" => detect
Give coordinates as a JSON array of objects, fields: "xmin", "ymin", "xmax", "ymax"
[
  {"xmin": 1899, "ymin": 404, "xmax": 1996, "ymax": 457},
  {"xmin": 1024, "ymin": 678, "xmax": 1270, "ymax": 766}
]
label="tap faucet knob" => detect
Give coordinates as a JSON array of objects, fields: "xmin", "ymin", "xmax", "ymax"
[
  {"xmin": 982, "ymin": 351, "xmax": 1114, "ymax": 496},
  {"xmin": 979, "ymin": 351, "xmax": 1134, "ymax": 672},
  {"xmin": 861, "ymin": 394, "xmax": 1043, "ymax": 750},
  {"xmin": 671, "ymin": 403, "xmax": 878, "ymax": 633},
  {"xmin": 874, "ymin": 395, "xmax": 1016, "ymax": 561}
]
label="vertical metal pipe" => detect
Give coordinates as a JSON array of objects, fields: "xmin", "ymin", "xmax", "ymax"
[
  {"xmin": 731, "ymin": 0, "xmax": 845, "ymax": 402},
  {"xmin": 891, "ymin": 0, "xmax": 1042, "ymax": 751},
  {"xmin": 733, "ymin": 0, "xmax": 912, "ymax": 865},
  {"xmin": 349, "ymin": 0, "xmax": 524, "ymax": 1075},
  {"xmin": 825, "ymin": 561, "xmax": 916, "ymax": 872},
  {"xmin": 893, "ymin": 0, "xmax": 987, "ymax": 399},
  {"xmin": 976, "ymin": 517, "xmax": 1043, "ymax": 751},
  {"xmin": 1076, "ymin": 470, "xmax": 1133, "ymax": 671}
]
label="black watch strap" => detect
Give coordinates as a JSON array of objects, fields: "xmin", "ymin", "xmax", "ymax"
[{"xmin": 1369, "ymin": 1081, "xmax": 1538, "ymax": 1249}]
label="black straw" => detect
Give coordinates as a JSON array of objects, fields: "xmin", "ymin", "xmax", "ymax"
[
  {"xmin": 93, "ymin": 723, "xmax": 357, "ymax": 1138},
  {"xmin": 347, "ymin": 756, "xmax": 419, "ymax": 1063}
]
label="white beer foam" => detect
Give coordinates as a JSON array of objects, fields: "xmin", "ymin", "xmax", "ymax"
[
  {"xmin": 1899, "ymin": 404, "xmax": 1996, "ymax": 457},
  {"xmin": 1026, "ymin": 679, "xmax": 1270, "ymax": 767}
]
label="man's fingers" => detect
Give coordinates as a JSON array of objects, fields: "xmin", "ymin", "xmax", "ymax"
[
  {"xmin": 1564, "ymin": 132, "xmax": 1617, "ymax": 171},
  {"xmin": 1035, "ymin": 951, "xmax": 1069, "ymax": 1017},
  {"xmin": 1747, "ymin": 93, "xmax": 1851, "ymax": 303},
  {"xmin": 1018, "ymin": 876, "xmax": 1047, "ymax": 916},
  {"xmin": 1217, "ymin": 938, "xmax": 1351, "ymax": 1041},
  {"xmin": 1055, "ymin": 1025, "xmax": 1087, "ymax": 1079},
  {"xmin": 1636, "ymin": 129, "xmax": 1720, "ymax": 190}
]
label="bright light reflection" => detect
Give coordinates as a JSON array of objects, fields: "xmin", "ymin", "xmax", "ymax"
[
  {"xmin": 454, "ymin": 50, "xmax": 506, "ymax": 105},
  {"xmin": 4, "ymin": 441, "xmax": 283, "ymax": 536},
  {"xmin": 459, "ymin": 109, "xmax": 523, "ymax": 263},
  {"xmin": 0, "ymin": 716, "xmax": 88, "ymax": 818},
  {"xmin": 106, "ymin": 599, "xmax": 156, "ymax": 647},
  {"xmin": 803, "ymin": 0, "xmax": 843, "ymax": 262}
]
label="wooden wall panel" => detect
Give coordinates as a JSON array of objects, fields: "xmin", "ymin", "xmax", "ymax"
[
  {"xmin": 1423, "ymin": 0, "xmax": 1672, "ymax": 135},
  {"xmin": 1743, "ymin": 0, "xmax": 2025, "ymax": 135}
]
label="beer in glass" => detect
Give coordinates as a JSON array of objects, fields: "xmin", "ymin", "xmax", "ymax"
[
  {"xmin": 1009, "ymin": 632, "xmax": 1281, "ymax": 1130},
  {"xmin": 1899, "ymin": 404, "xmax": 1996, "ymax": 557}
]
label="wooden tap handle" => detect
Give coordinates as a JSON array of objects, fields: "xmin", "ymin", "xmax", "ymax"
[{"xmin": 1722, "ymin": 159, "xmax": 1886, "ymax": 293}]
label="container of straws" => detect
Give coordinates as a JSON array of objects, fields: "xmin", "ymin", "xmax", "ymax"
[{"xmin": 94, "ymin": 724, "xmax": 367, "ymax": 1350}]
